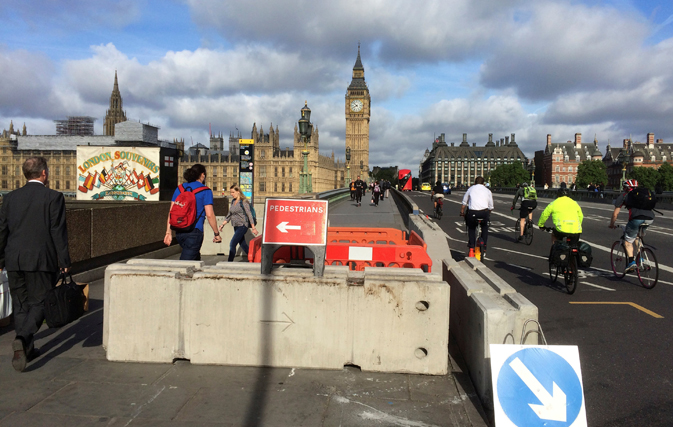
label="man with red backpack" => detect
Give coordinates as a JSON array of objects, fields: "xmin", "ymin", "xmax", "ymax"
[
  {"xmin": 609, "ymin": 179, "xmax": 656, "ymax": 272},
  {"xmin": 164, "ymin": 164, "xmax": 221, "ymax": 260}
]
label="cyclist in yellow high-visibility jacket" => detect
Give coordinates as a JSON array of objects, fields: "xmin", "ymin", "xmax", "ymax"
[{"xmin": 538, "ymin": 187, "xmax": 584, "ymax": 245}]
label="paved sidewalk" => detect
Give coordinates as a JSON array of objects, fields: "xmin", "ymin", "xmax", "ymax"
[
  {"xmin": 0, "ymin": 194, "xmax": 490, "ymax": 426},
  {"xmin": 0, "ymin": 260, "xmax": 489, "ymax": 426}
]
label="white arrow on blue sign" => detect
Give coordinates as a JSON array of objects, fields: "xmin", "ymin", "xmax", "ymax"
[{"xmin": 490, "ymin": 345, "xmax": 587, "ymax": 427}]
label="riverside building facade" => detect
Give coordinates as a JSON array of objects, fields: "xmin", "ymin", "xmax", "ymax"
[{"xmin": 419, "ymin": 133, "xmax": 527, "ymax": 187}]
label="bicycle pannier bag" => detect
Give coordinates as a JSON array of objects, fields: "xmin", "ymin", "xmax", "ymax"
[
  {"xmin": 578, "ymin": 241, "xmax": 593, "ymax": 268},
  {"xmin": 550, "ymin": 241, "xmax": 571, "ymax": 267},
  {"xmin": 44, "ymin": 274, "xmax": 86, "ymax": 329}
]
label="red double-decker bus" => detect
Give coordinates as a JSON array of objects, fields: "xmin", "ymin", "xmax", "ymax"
[{"xmin": 398, "ymin": 169, "xmax": 412, "ymax": 191}]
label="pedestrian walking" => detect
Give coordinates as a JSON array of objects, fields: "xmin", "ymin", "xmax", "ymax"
[
  {"xmin": 354, "ymin": 176, "xmax": 365, "ymax": 207},
  {"xmin": 0, "ymin": 157, "xmax": 71, "ymax": 372},
  {"xmin": 219, "ymin": 185, "xmax": 258, "ymax": 261},
  {"xmin": 373, "ymin": 181, "xmax": 381, "ymax": 206},
  {"xmin": 164, "ymin": 164, "xmax": 221, "ymax": 260}
]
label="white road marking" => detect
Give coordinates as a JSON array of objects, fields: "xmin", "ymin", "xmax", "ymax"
[
  {"xmin": 442, "ymin": 197, "xmax": 673, "ymax": 274},
  {"xmin": 581, "ymin": 281, "xmax": 616, "ymax": 291}
]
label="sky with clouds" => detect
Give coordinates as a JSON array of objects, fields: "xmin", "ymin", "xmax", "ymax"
[{"xmin": 1, "ymin": 0, "xmax": 672, "ymax": 173}]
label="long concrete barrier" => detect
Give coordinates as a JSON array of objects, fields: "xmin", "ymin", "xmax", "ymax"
[
  {"xmin": 397, "ymin": 191, "xmax": 539, "ymax": 411},
  {"xmin": 104, "ymin": 261, "xmax": 449, "ymax": 375}
]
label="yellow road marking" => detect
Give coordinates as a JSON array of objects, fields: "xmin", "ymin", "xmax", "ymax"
[{"xmin": 570, "ymin": 302, "xmax": 664, "ymax": 318}]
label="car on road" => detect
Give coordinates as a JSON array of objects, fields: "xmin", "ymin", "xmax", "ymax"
[
  {"xmin": 421, "ymin": 182, "xmax": 431, "ymax": 191},
  {"xmin": 442, "ymin": 183, "xmax": 452, "ymax": 195}
]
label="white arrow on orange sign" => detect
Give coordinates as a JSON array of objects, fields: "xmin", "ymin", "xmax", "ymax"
[{"xmin": 276, "ymin": 221, "xmax": 302, "ymax": 233}]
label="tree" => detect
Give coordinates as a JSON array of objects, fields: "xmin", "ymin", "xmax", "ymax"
[
  {"xmin": 627, "ymin": 167, "xmax": 658, "ymax": 190},
  {"xmin": 657, "ymin": 162, "xmax": 673, "ymax": 191},
  {"xmin": 371, "ymin": 167, "xmax": 396, "ymax": 183},
  {"xmin": 487, "ymin": 162, "xmax": 530, "ymax": 187},
  {"xmin": 576, "ymin": 160, "xmax": 608, "ymax": 188}
]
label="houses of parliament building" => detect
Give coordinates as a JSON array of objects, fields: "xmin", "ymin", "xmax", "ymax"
[{"xmin": 0, "ymin": 47, "xmax": 372, "ymax": 199}]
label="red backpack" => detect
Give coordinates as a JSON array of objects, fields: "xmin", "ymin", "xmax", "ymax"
[{"xmin": 169, "ymin": 184, "xmax": 210, "ymax": 231}]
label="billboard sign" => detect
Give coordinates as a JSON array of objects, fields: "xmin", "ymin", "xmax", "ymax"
[
  {"xmin": 77, "ymin": 146, "xmax": 161, "ymax": 201},
  {"xmin": 239, "ymin": 138, "xmax": 254, "ymax": 201}
]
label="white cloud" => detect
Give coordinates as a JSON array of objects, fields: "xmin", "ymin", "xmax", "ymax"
[
  {"xmin": 185, "ymin": 0, "xmax": 522, "ymax": 61},
  {"xmin": 480, "ymin": 1, "xmax": 649, "ymax": 100}
]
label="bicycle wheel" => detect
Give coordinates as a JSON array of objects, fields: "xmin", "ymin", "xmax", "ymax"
[
  {"xmin": 637, "ymin": 247, "xmax": 658, "ymax": 289},
  {"xmin": 610, "ymin": 240, "xmax": 627, "ymax": 278},
  {"xmin": 437, "ymin": 206, "xmax": 443, "ymax": 220},
  {"xmin": 548, "ymin": 247, "xmax": 559, "ymax": 283},
  {"xmin": 524, "ymin": 220, "xmax": 534, "ymax": 245},
  {"xmin": 513, "ymin": 220, "xmax": 520, "ymax": 242},
  {"xmin": 565, "ymin": 256, "xmax": 578, "ymax": 294}
]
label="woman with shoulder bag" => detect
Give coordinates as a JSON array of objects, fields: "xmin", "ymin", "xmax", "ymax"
[{"xmin": 219, "ymin": 185, "xmax": 259, "ymax": 262}]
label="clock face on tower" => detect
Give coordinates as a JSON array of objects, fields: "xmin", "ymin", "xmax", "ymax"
[{"xmin": 350, "ymin": 99, "xmax": 363, "ymax": 112}]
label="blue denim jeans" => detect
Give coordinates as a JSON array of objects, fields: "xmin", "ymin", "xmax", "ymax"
[
  {"xmin": 624, "ymin": 219, "xmax": 653, "ymax": 243},
  {"xmin": 228, "ymin": 226, "xmax": 250, "ymax": 262},
  {"xmin": 176, "ymin": 228, "xmax": 204, "ymax": 260}
]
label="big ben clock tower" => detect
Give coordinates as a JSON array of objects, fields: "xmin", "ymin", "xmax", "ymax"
[{"xmin": 345, "ymin": 44, "xmax": 371, "ymax": 180}]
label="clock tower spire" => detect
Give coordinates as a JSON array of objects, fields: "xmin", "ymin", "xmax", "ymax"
[{"xmin": 345, "ymin": 43, "xmax": 371, "ymax": 180}]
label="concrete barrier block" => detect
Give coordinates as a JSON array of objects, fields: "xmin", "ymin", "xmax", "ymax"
[
  {"xmin": 105, "ymin": 264, "xmax": 450, "ymax": 374},
  {"xmin": 126, "ymin": 259, "xmax": 204, "ymax": 268},
  {"xmin": 464, "ymin": 258, "xmax": 517, "ymax": 296},
  {"xmin": 186, "ymin": 271, "xmax": 350, "ymax": 369},
  {"xmin": 353, "ymin": 275, "xmax": 449, "ymax": 375},
  {"xmin": 363, "ymin": 266, "xmax": 442, "ymax": 283},
  {"xmin": 106, "ymin": 270, "xmax": 183, "ymax": 363},
  {"xmin": 207, "ymin": 263, "xmax": 351, "ymax": 279},
  {"xmin": 504, "ymin": 293, "xmax": 539, "ymax": 345},
  {"xmin": 103, "ymin": 262, "xmax": 199, "ymax": 350}
]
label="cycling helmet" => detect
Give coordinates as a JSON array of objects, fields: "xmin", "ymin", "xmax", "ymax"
[
  {"xmin": 557, "ymin": 187, "xmax": 570, "ymax": 198},
  {"xmin": 623, "ymin": 179, "xmax": 638, "ymax": 189},
  {"xmin": 522, "ymin": 182, "xmax": 529, "ymax": 187}
]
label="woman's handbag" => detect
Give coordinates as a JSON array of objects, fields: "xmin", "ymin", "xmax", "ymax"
[{"xmin": 44, "ymin": 273, "xmax": 87, "ymax": 328}]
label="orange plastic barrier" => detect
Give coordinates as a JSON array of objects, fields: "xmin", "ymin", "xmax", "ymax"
[
  {"xmin": 248, "ymin": 228, "xmax": 431, "ymax": 272},
  {"xmin": 327, "ymin": 227, "xmax": 408, "ymax": 245}
]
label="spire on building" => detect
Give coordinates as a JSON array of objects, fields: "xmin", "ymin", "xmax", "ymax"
[
  {"xmin": 103, "ymin": 70, "xmax": 127, "ymax": 136},
  {"xmin": 353, "ymin": 42, "xmax": 363, "ymax": 71},
  {"xmin": 349, "ymin": 43, "xmax": 367, "ymax": 89},
  {"xmin": 22, "ymin": 122, "xmax": 27, "ymax": 136}
]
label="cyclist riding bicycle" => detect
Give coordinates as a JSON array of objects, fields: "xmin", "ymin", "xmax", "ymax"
[
  {"xmin": 431, "ymin": 180, "xmax": 444, "ymax": 211},
  {"xmin": 460, "ymin": 176, "xmax": 493, "ymax": 259},
  {"xmin": 538, "ymin": 187, "xmax": 583, "ymax": 246},
  {"xmin": 511, "ymin": 182, "xmax": 538, "ymax": 242},
  {"xmin": 608, "ymin": 179, "xmax": 656, "ymax": 272}
]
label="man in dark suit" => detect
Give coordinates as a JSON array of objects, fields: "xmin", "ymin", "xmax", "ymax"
[{"xmin": 0, "ymin": 157, "xmax": 71, "ymax": 372}]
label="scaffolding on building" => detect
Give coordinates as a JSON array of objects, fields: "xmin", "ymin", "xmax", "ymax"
[{"xmin": 54, "ymin": 116, "xmax": 96, "ymax": 136}]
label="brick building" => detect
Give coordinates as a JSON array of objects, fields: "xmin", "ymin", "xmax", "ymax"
[
  {"xmin": 603, "ymin": 133, "xmax": 673, "ymax": 188},
  {"xmin": 534, "ymin": 133, "xmax": 603, "ymax": 188}
]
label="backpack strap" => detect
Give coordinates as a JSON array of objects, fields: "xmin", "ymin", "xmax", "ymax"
[
  {"xmin": 191, "ymin": 186, "xmax": 210, "ymax": 195},
  {"xmin": 178, "ymin": 183, "xmax": 186, "ymax": 193}
]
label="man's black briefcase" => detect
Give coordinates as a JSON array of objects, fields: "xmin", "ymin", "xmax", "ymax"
[{"xmin": 44, "ymin": 273, "xmax": 86, "ymax": 328}]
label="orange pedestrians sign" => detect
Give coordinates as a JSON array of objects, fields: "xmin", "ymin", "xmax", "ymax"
[{"xmin": 262, "ymin": 198, "xmax": 329, "ymax": 246}]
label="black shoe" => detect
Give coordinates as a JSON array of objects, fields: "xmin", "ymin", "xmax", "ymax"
[
  {"xmin": 517, "ymin": 236, "xmax": 523, "ymax": 242},
  {"xmin": 27, "ymin": 347, "xmax": 41, "ymax": 362},
  {"xmin": 12, "ymin": 338, "xmax": 27, "ymax": 372}
]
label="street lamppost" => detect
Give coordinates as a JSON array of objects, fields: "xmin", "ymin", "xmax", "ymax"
[
  {"xmin": 345, "ymin": 147, "xmax": 351, "ymax": 185},
  {"xmin": 298, "ymin": 101, "xmax": 313, "ymax": 193},
  {"xmin": 620, "ymin": 162, "xmax": 627, "ymax": 189}
]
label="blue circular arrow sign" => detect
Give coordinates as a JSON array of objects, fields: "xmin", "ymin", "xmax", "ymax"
[{"xmin": 497, "ymin": 348, "xmax": 583, "ymax": 426}]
